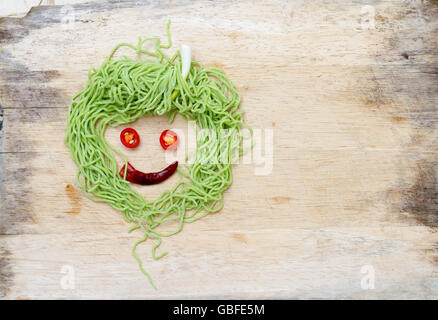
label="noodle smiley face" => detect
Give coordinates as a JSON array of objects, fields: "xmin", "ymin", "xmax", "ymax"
[{"xmin": 65, "ymin": 21, "xmax": 251, "ymax": 288}]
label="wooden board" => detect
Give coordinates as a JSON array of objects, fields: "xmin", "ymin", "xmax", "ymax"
[{"xmin": 1, "ymin": 0, "xmax": 438, "ymax": 299}]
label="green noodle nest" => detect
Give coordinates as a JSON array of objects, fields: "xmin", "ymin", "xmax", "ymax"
[{"xmin": 65, "ymin": 22, "xmax": 251, "ymax": 288}]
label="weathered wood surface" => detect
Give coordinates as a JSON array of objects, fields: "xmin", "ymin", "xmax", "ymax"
[
  {"xmin": 1, "ymin": 0, "xmax": 438, "ymax": 299},
  {"xmin": 0, "ymin": 1, "xmax": 95, "ymax": 18}
]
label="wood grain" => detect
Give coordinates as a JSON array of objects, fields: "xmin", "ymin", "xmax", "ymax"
[{"xmin": 0, "ymin": 0, "xmax": 438, "ymax": 299}]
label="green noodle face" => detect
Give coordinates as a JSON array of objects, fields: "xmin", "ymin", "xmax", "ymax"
[{"xmin": 65, "ymin": 22, "xmax": 251, "ymax": 288}]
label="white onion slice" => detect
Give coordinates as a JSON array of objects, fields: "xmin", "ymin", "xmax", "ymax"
[{"xmin": 180, "ymin": 44, "xmax": 191, "ymax": 80}]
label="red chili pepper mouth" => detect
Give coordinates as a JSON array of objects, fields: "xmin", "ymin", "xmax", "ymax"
[{"xmin": 119, "ymin": 161, "xmax": 178, "ymax": 185}]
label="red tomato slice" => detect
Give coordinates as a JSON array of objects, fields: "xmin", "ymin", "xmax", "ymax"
[
  {"xmin": 120, "ymin": 128, "xmax": 140, "ymax": 148},
  {"xmin": 160, "ymin": 130, "xmax": 178, "ymax": 150}
]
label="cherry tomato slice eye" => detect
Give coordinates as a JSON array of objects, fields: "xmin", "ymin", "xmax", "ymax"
[
  {"xmin": 120, "ymin": 128, "xmax": 140, "ymax": 148},
  {"xmin": 160, "ymin": 130, "xmax": 178, "ymax": 150}
]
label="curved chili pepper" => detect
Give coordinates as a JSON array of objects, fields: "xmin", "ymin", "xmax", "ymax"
[{"xmin": 119, "ymin": 161, "xmax": 178, "ymax": 185}]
